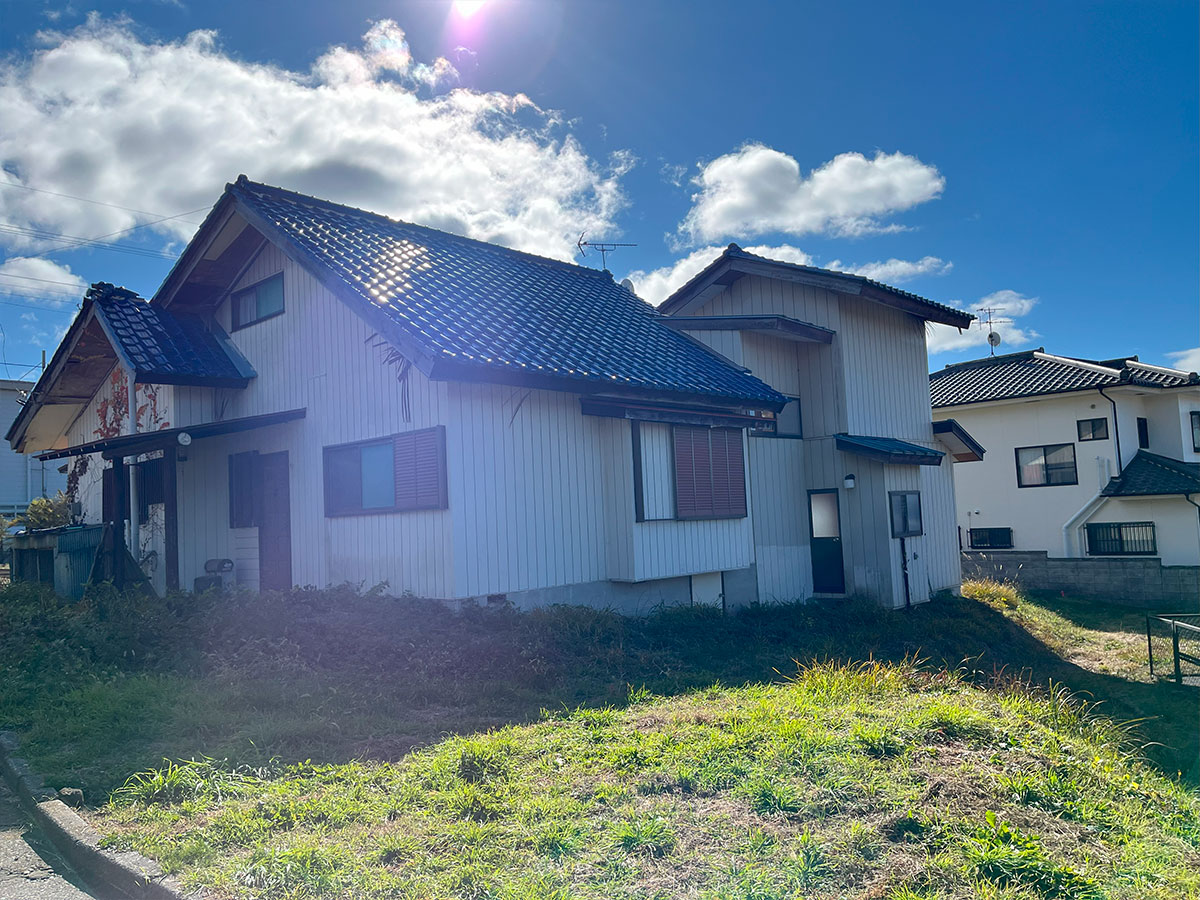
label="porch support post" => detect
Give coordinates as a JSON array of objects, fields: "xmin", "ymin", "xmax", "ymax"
[
  {"xmin": 110, "ymin": 455, "xmax": 127, "ymax": 588},
  {"xmin": 126, "ymin": 366, "xmax": 140, "ymax": 556},
  {"xmin": 165, "ymin": 448, "xmax": 179, "ymax": 591}
]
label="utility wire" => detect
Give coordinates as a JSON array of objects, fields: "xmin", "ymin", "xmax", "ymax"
[
  {"xmin": 14, "ymin": 206, "xmax": 209, "ymax": 262},
  {"xmin": 0, "ymin": 272, "xmax": 86, "ymax": 289},
  {"xmin": 0, "ymin": 180, "xmax": 204, "ymax": 223},
  {"xmin": 0, "ymin": 224, "xmax": 177, "ymax": 260}
]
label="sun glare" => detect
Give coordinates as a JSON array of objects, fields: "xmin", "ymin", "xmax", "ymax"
[{"xmin": 453, "ymin": 0, "xmax": 488, "ymax": 18}]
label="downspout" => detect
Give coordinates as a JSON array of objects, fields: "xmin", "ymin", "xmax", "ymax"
[
  {"xmin": 1062, "ymin": 492, "xmax": 1107, "ymax": 557},
  {"xmin": 1060, "ymin": 384, "xmax": 1126, "ymax": 559},
  {"xmin": 1098, "ymin": 385, "xmax": 1123, "ymax": 469},
  {"xmin": 1183, "ymin": 494, "xmax": 1200, "ymax": 561}
]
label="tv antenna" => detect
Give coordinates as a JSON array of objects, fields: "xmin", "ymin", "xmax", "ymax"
[
  {"xmin": 976, "ymin": 306, "xmax": 1012, "ymax": 356},
  {"xmin": 577, "ymin": 234, "xmax": 637, "ymax": 271}
]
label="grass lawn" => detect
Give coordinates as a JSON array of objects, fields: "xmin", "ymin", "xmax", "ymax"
[{"xmin": 2, "ymin": 579, "xmax": 1198, "ymax": 898}]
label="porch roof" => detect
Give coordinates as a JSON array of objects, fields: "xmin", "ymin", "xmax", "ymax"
[
  {"xmin": 834, "ymin": 433, "xmax": 945, "ymax": 466},
  {"xmin": 932, "ymin": 418, "xmax": 986, "ymax": 462},
  {"xmin": 36, "ymin": 408, "xmax": 305, "ymax": 461}
]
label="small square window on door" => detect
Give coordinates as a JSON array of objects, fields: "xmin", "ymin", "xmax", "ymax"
[{"xmin": 889, "ymin": 491, "xmax": 922, "ymax": 538}]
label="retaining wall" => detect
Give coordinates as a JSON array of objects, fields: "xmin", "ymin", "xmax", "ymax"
[{"xmin": 962, "ymin": 551, "xmax": 1200, "ymax": 610}]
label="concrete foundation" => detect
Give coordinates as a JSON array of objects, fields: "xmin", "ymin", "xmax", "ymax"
[{"xmin": 496, "ymin": 565, "xmax": 759, "ymax": 615}]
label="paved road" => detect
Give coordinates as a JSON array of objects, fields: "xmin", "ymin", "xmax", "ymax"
[{"xmin": 0, "ymin": 780, "xmax": 94, "ymax": 899}]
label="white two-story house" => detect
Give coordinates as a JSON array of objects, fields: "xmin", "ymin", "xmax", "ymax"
[
  {"xmin": 7, "ymin": 178, "xmax": 978, "ymax": 609},
  {"xmin": 931, "ymin": 349, "xmax": 1200, "ymax": 570}
]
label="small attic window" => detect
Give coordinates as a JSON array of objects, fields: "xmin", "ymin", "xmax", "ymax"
[{"xmin": 232, "ymin": 273, "xmax": 284, "ymax": 330}]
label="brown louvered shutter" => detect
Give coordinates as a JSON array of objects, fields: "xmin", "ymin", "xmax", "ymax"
[
  {"xmin": 711, "ymin": 428, "xmax": 746, "ymax": 517},
  {"xmin": 395, "ymin": 425, "xmax": 447, "ymax": 511},
  {"xmin": 393, "ymin": 431, "xmax": 418, "ymax": 510},
  {"xmin": 674, "ymin": 425, "xmax": 713, "ymax": 519},
  {"xmin": 708, "ymin": 428, "xmax": 741, "ymax": 517}
]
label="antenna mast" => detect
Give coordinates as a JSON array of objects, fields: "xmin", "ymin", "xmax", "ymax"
[
  {"xmin": 977, "ymin": 306, "xmax": 1011, "ymax": 356},
  {"xmin": 577, "ymin": 233, "xmax": 637, "ymax": 271}
]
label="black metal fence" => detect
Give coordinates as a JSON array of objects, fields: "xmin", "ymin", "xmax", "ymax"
[{"xmin": 1147, "ymin": 613, "xmax": 1200, "ymax": 685}]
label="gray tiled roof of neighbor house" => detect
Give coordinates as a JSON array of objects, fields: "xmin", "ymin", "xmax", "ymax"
[
  {"xmin": 930, "ymin": 349, "xmax": 1199, "ymax": 408},
  {"xmin": 227, "ymin": 178, "xmax": 787, "ymax": 409},
  {"xmin": 1102, "ymin": 451, "xmax": 1200, "ymax": 497},
  {"xmin": 90, "ymin": 283, "xmax": 255, "ymax": 387}
]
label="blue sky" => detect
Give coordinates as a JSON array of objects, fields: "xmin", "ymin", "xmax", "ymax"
[{"xmin": 0, "ymin": 0, "xmax": 1196, "ymax": 382}]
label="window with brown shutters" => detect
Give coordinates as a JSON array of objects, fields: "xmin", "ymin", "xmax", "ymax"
[
  {"xmin": 672, "ymin": 425, "xmax": 747, "ymax": 520},
  {"xmin": 324, "ymin": 426, "xmax": 447, "ymax": 517}
]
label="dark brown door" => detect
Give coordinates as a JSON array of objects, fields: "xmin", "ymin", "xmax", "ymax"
[
  {"xmin": 257, "ymin": 451, "xmax": 292, "ymax": 591},
  {"xmin": 809, "ymin": 489, "xmax": 845, "ymax": 594}
]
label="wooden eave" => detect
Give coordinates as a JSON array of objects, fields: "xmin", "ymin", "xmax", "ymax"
[
  {"xmin": 661, "ymin": 255, "xmax": 973, "ymax": 329},
  {"xmin": 661, "ymin": 315, "xmax": 835, "ymax": 344},
  {"xmin": 6, "ymin": 303, "xmax": 119, "ymax": 452}
]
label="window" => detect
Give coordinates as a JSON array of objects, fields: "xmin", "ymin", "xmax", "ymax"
[
  {"xmin": 324, "ymin": 426, "xmax": 447, "ymax": 517},
  {"xmin": 228, "ymin": 451, "xmax": 259, "ymax": 528},
  {"xmin": 969, "ymin": 527, "xmax": 1013, "ymax": 549},
  {"xmin": 889, "ymin": 491, "xmax": 922, "ymax": 537},
  {"xmin": 1086, "ymin": 521, "xmax": 1157, "ymax": 556},
  {"xmin": 231, "ymin": 273, "xmax": 284, "ymax": 330},
  {"xmin": 1192, "ymin": 412, "xmax": 1200, "ymax": 453},
  {"xmin": 751, "ymin": 397, "xmax": 802, "ymax": 438},
  {"xmin": 673, "ymin": 425, "xmax": 747, "ymax": 519},
  {"xmin": 1015, "ymin": 443, "xmax": 1077, "ymax": 487},
  {"xmin": 1136, "ymin": 417, "xmax": 1149, "ymax": 449},
  {"xmin": 1076, "ymin": 417, "xmax": 1108, "ymax": 442}
]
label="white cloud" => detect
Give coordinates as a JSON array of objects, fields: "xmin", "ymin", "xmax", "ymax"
[
  {"xmin": 826, "ymin": 255, "xmax": 951, "ymax": 284},
  {"xmin": 625, "ymin": 244, "xmax": 814, "ymax": 307},
  {"xmin": 0, "ymin": 257, "xmax": 85, "ymax": 305},
  {"xmin": 676, "ymin": 144, "xmax": 944, "ymax": 245},
  {"xmin": 1166, "ymin": 347, "xmax": 1200, "ymax": 373},
  {"xmin": 0, "ymin": 18, "xmax": 628, "ymax": 261},
  {"xmin": 927, "ymin": 289, "xmax": 1040, "ymax": 356}
]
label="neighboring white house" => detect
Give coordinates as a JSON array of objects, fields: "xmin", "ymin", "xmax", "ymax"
[
  {"xmin": 0, "ymin": 379, "xmax": 66, "ymax": 520},
  {"xmin": 931, "ymin": 349, "xmax": 1200, "ymax": 566},
  {"xmin": 7, "ymin": 177, "xmax": 978, "ymax": 609}
]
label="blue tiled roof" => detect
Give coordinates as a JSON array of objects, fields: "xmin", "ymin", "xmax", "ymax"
[
  {"xmin": 835, "ymin": 433, "xmax": 944, "ymax": 466},
  {"xmin": 89, "ymin": 283, "xmax": 254, "ymax": 387},
  {"xmin": 227, "ymin": 178, "xmax": 785, "ymax": 409}
]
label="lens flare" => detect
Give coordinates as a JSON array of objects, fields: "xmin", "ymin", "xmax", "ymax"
[{"xmin": 453, "ymin": 0, "xmax": 488, "ymax": 17}]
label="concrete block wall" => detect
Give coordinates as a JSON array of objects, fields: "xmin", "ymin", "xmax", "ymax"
[{"xmin": 962, "ymin": 551, "xmax": 1200, "ymax": 610}]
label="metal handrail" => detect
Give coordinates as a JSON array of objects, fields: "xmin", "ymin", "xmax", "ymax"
[{"xmin": 1148, "ymin": 613, "xmax": 1200, "ymax": 685}]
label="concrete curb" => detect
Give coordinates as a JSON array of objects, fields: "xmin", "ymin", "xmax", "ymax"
[{"xmin": 0, "ymin": 732, "xmax": 196, "ymax": 900}]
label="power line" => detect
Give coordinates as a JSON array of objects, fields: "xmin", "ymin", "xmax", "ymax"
[
  {"xmin": 0, "ymin": 294, "xmax": 80, "ymax": 313},
  {"xmin": 15, "ymin": 206, "xmax": 209, "ymax": 262},
  {"xmin": 0, "ymin": 272, "xmax": 85, "ymax": 289},
  {"xmin": 0, "ymin": 224, "xmax": 177, "ymax": 260},
  {"xmin": 0, "ymin": 180, "xmax": 205, "ymax": 222}
]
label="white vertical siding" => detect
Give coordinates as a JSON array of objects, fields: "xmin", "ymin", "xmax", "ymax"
[
  {"xmin": 920, "ymin": 456, "xmax": 962, "ymax": 594},
  {"xmin": 839, "ymin": 297, "xmax": 933, "ymax": 441},
  {"xmin": 171, "ymin": 243, "xmax": 457, "ymax": 596},
  {"xmin": 447, "ymin": 382, "xmax": 609, "ymax": 598},
  {"xmin": 638, "ymin": 423, "xmax": 675, "ymax": 521},
  {"xmin": 747, "ymin": 435, "xmax": 811, "ymax": 601}
]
